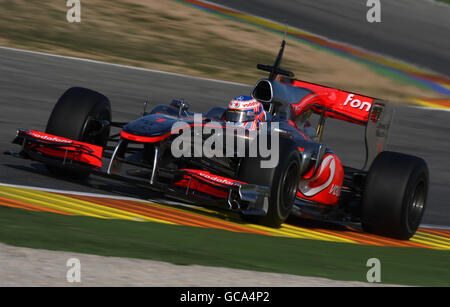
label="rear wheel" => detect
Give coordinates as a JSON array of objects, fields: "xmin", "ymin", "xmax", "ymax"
[
  {"xmin": 361, "ymin": 151, "xmax": 429, "ymax": 240},
  {"xmin": 45, "ymin": 87, "xmax": 111, "ymax": 179},
  {"xmin": 238, "ymin": 137, "xmax": 301, "ymax": 227}
]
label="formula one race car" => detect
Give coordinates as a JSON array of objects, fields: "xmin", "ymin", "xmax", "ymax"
[{"xmin": 8, "ymin": 40, "xmax": 429, "ymax": 240}]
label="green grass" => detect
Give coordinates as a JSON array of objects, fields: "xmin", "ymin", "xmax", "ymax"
[
  {"xmin": 1, "ymin": 206, "xmax": 449, "ymax": 286},
  {"xmin": 436, "ymin": 0, "xmax": 450, "ymax": 4}
]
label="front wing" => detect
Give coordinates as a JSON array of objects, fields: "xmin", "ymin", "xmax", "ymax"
[{"xmin": 8, "ymin": 129, "xmax": 270, "ymax": 216}]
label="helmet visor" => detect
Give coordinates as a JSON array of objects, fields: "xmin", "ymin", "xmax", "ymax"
[{"xmin": 226, "ymin": 109, "xmax": 256, "ymax": 122}]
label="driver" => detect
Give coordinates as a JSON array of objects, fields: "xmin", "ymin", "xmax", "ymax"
[{"xmin": 225, "ymin": 95, "xmax": 266, "ymax": 129}]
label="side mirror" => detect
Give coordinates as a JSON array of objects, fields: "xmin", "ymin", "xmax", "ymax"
[
  {"xmin": 143, "ymin": 99, "xmax": 150, "ymax": 116},
  {"xmin": 171, "ymin": 99, "xmax": 190, "ymax": 117}
]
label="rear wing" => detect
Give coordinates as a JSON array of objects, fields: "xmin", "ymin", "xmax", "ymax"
[
  {"xmin": 281, "ymin": 78, "xmax": 379, "ymax": 124},
  {"xmin": 269, "ymin": 78, "xmax": 394, "ymax": 170}
]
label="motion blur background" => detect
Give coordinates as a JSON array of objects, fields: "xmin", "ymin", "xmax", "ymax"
[{"xmin": 0, "ymin": 0, "xmax": 449, "ymax": 287}]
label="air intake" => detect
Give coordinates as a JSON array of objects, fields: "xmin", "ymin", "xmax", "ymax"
[
  {"xmin": 252, "ymin": 79, "xmax": 313, "ymax": 105},
  {"xmin": 252, "ymin": 79, "xmax": 273, "ymax": 102}
]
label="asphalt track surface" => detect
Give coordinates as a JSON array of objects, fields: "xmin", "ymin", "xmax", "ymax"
[
  {"xmin": 0, "ymin": 47, "xmax": 449, "ymax": 226},
  {"xmin": 208, "ymin": 0, "xmax": 450, "ymax": 76}
]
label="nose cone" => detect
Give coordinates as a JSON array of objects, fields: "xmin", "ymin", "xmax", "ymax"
[{"xmin": 123, "ymin": 114, "xmax": 177, "ymax": 137}]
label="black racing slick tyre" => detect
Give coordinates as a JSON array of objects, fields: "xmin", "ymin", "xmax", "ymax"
[
  {"xmin": 361, "ymin": 151, "xmax": 429, "ymax": 240},
  {"xmin": 45, "ymin": 87, "xmax": 111, "ymax": 179},
  {"xmin": 238, "ymin": 138, "xmax": 301, "ymax": 227}
]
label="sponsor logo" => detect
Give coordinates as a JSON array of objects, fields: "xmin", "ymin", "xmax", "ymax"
[
  {"xmin": 229, "ymin": 100, "xmax": 258, "ymax": 110},
  {"xmin": 32, "ymin": 132, "xmax": 72, "ymax": 144},
  {"xmin": 198, "ymin": 172, "xmax": 235, "ymax": 185},
  {"xmin": 298, "ymin": 155, "xmax": 336, "ymax": 197},
  {"xmin": 343, "ymin": 94, "xmax": 372, "ymax": 112},
  {"xmin": 230, "ymin": 101, "xmax": 241, "ymax": 108},
  {"xmin": 329, "ymin": 184, "xmax": 341, "ymax": 197},
  {"xmin": 328, "ymin": 92, "xmax": 337, "ymax": 101}
]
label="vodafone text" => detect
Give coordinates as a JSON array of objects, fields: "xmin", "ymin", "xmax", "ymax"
[{"xmin": 343, "ymin": 94, "xmax": 371, "ymax": 112}]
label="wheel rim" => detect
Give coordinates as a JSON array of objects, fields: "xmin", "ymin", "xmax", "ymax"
[
  {"xmin": 81, "ymin": 116, "xmax": 97, "ymax": 144},
  {"xmin": 280, "ymin": 161, "xmax": 298, "ymax": 211},
  {"xmin": 81, "ymin": 110, "xmax": 109, "ymax": 146},
  {"xmin": 407, "ymin": 179, "xmax": 426, "ymax": 231}
]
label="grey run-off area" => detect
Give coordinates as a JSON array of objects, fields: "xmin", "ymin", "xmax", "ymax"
[
  {"xmin": 208, "ymin": 0, "xmax": 450, "ymax": 76},
  {"xmin": 0, "ymin": 242, "xmax": 397, "ymax": 286}
]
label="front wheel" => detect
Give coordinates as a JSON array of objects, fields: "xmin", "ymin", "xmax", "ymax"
[
  {"xmin": 238, "ymin": 138, "xmax": 301, "ymax": 227},
  {"xmin": 45, "ymin": 87, "xmax": 111, "ymax": 179},
  {"xmin": 361, "ymin": 151, "xmax": 429, "ymax": 240}
]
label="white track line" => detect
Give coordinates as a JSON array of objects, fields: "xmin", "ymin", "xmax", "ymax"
[
  {"xmin": 420, "ymin": 224, "xmax": 450, "ymax": 230},
  {"xmin": 0, "ymin": 45, "xmax": 249, "ymax": 88},
  {"xmin": 2, "ymin": 44, "xmax": 448, "ymax": 113},
  {"xmin": 0, "ymin": 182, "xmax": 148, "ymax": 202},
  {"xmin": 0, "ymin": 181, "xmax": 447, "ymax": 230},
  {"xmin": 422, "ymin": 0, "xmax": 450, "ymax": 8}
]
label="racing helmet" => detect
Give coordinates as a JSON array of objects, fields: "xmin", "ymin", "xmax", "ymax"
[{"xmin": 225, "ymin": 95, "xmax": 266, "ymax": 129}]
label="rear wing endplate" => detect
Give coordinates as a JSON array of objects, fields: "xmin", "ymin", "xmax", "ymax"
[{"xmin": 364, "ymin": 100, "xmax": 394, "ymax": 170}]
